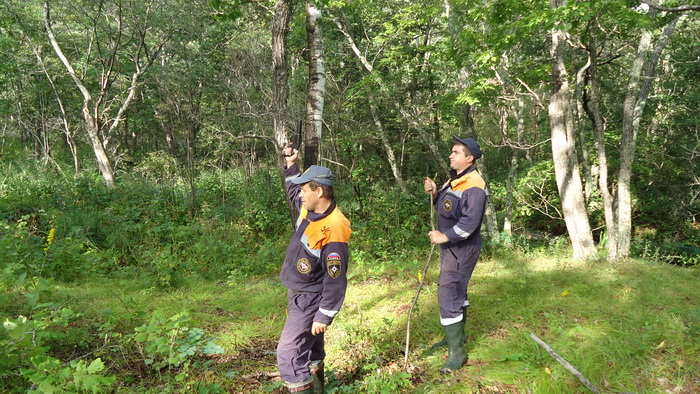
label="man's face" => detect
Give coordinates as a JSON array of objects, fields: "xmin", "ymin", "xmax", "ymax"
[
  {"xmin": 300, "ymin": 183, "xmax": 322, "ymax": 211},
  {"xmin": 449, "ymin": 144, "xmax": 473, "ymax": 172}
]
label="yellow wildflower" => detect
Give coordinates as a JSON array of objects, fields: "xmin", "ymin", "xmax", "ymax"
[{"xmin": 47, "ymin": 228, "xmax": 56, "ymax": 245}]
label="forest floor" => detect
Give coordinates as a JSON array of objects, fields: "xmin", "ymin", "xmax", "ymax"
[{"xmin": 3, "ymin": 252, "xmax": 699, "ymax": 393}]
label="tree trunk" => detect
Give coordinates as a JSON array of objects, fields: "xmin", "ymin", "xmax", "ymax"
[
  {"xmin": 574, "ymin": 57, "xmax": 593, "ymax": 202},
  {"xmin": 304, "ymin": 0, "xmax": 325, "ymax": 168},
  {"xmin": 83, "ymin": 109, "xmax": 116, "ymax": 188},
  {"xmin": 583, "ymin": 25, "xmax": 617, "ymax": 260},
  {"xmin": 332, "ymin": 15, "xmax": 408, "ymax": 192},
  {"xmin": 271, "ymin": 0, "xmax": 296, "ymax": 223},
  {"xmin": 461, "ymin": 98, "xmax": 499, "ymax": 238},
  {"xmin": 504, "ymin": 98, "xmax": 525, "ymax": 237},
  {"xmin": 369, "ymin": 96, "xmax": 408, "ymax": 192},
  {"xmin": 548, "ymin": 0, "xmax": 596, "ymax": 260},
  {"xmin": 617, "ymin": 16, "xmax": 679, "ymax": 258}
]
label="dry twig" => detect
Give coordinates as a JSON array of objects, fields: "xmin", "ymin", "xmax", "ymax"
[{"xmin": 530, "ymin": 333, "xmax": 600, "ymax": 394}]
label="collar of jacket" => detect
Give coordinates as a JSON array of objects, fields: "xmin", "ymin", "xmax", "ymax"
[
  {"xmin": 449, "ymin": 165, "xmax": 475, "ymax": 182},
  {"xmin": 305, "ymin": 200, "xmax": 337, "ymax": 222}
]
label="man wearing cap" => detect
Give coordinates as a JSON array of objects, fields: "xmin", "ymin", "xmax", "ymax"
[
  {"xmin": 276, "ymin": 145, "xmax": 352, "ymax": 393},
  {"xmin": 423, "ymin": 136, "xmax": 487, "ymax": 373}
]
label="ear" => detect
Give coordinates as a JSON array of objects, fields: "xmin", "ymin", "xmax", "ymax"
[{"xmin": 315, "ymin": 186, "xmax": 324, "ymax": 198}]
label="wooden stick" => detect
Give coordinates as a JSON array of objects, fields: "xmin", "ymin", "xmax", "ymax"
[
  {"xmin": 529, "ymin": 333, "xmax": 600, "ymax": 394},
  {"xmin": 404, "ymin": 190, "xmax": 437, "ymax": 366}
]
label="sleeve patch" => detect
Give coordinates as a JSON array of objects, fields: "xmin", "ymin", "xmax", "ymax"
[{"xmin": 327, "ymin": 253, "xmax": 342, "ymax": 279}]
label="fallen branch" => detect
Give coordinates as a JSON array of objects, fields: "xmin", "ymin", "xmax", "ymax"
[{"xmin": 529, "ymin": 333, "xmax": 600, "ymax": 394}]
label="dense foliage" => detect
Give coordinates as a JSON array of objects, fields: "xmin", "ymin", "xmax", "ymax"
[{"xmin": 1, "ymin": 0, "xmax": 698, "ymax": 391}]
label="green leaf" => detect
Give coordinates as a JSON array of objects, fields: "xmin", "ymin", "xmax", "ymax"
[
  {"xmin": 87, "ymin": 358, "xmax": 105, "ymax": 374},
  {"xmin": 134, "ymin": 332, "xmax": 148, "ymax": 342},
  {"xmin": 3, "ymin": 319, "xmax": 18, "ymax": 331}
]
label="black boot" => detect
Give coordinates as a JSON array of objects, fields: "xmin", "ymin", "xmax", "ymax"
[
  {"xmin": 440, "ymin": 321, "xmax": 467, "ymax": 373},
  {"xmin": 310, "ymin": 360, "xmax": 324, "ymax": 394}
]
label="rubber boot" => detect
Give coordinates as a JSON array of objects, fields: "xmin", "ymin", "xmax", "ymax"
[
  {"xmin": 431, "ymin": 307, "xmax": 467, "ymax": 350},
  {"xmin": 286, "ymin": 377, "xmax": 314, "ymax": 393},
  {"xmin": 440, "ymin": 321, "xmax": 467, "ymax": 373},
  {"xmin": 310, "ymin": 360, "xmax": 324, "ymax": 394}
]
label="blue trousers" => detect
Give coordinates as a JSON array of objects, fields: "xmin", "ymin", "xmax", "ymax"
[
  {"xmin": 437, "ymin": 239, "xmax": 480, "ymax": 326},
  {"xmin": 277, "ymin": 290, "xmax": 325, "ymax": 383}
]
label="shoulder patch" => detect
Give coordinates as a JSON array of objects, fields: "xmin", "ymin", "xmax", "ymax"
[{"xmin": 326, "ymin": 253, "xmax": 342, "ymax": 279}]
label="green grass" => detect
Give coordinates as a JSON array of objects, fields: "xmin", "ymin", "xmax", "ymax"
[{"xmin": 2, "ymin": 250, "xmax": 697, "ymax": 393}]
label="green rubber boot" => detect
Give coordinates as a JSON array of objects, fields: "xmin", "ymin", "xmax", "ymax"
[
  {"xmin": 440, "ymin": 321, "xmax": 467, "ymax": 373},
  {"xmin": 310, "ymin": 360, "xmax": 324, "ymax": 394},
  {"xmin": 431, "ymin": 307, "xmax": 467, "ymax": 350},
  {"xmin": 286, "ymin": 377, "xmax": 314, "ymax": 393},
  {"xmin": 430, "ymin": 336, "xmax": 448, "ymax": 349},
  {"xmin": 290, "ymin": 387, "xmax": 314, "ymax": 394}
]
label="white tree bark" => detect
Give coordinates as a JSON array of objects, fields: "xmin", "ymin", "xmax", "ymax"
[
  {"xmin": 548, "ymin": 0, "xmax": 596, "ymax": 260},
  {"xmin": 44, "ymin": 0, "xmax": 170, "ymax": 189},
  {"xmin": 617, "ymin": 16, "xmax": 680, "ymax": 258},
  {"xmin": 44, "ymin": 0, "xmax": 115, "ymax": 188},
  {"xmin": 304, "ymin": 0, "xmax": 325, "ymax": 168}
]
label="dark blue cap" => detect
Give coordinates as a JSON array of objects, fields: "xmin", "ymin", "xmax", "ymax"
[
  {"xmin": 290, "ymin": 165, "xmax": 335, "ymax": 187},
  {"xmin": 452, "ymin": 136, "xmax": 482, "ymax": 159}
]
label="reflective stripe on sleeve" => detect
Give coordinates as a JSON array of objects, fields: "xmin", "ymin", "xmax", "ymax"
[
  {"xmin": 319, "ymin": 308, "xmax": 339, "ymax": 318},
  {"xmin": 452, "ymin": 225, "xmax": 471, "ymax": 239}
]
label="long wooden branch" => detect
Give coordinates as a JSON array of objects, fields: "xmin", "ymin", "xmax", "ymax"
[{"xmin": 530, "ymin": 333, "xmax": 600, "ymax": 394}]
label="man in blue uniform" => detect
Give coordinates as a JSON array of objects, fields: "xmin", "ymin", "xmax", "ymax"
[
  {"xmin": 423, "ymin": 136, "xmax": 487, "ymax": 373},
  {"xmin": 277, "ymin": 145, "xmax": 352, "ymax": 393}
]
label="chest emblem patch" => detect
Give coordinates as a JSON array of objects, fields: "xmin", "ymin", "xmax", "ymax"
[
  {"xmin": 297, "ymin": 258, "xmax": 311, "ymax": 274},
  {"xmin": 443, "ymin": 199, "xmax": 453, "ymax": 212},
  {"xmin": 326, "ymin": 253, "xmax": 342, "ymax": 279}
]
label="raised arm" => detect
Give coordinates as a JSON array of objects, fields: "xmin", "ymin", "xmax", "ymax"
[{"xmin": 283, "ymin": 145, "xmax": 302, "ymax": 211}]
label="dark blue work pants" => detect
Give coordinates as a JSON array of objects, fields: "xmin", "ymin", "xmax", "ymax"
[
  {"xmin": 437, "ymin": 238, "xmax": 481, "ymax": 326},
  {"xmin": 277, "ymin": 290, "xmax": 325, "ymax": 383}
]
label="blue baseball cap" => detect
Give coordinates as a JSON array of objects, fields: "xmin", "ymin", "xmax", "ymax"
[
  {"xmin": 452, "ymin": 136, "xmax": 483, "ymax": 159},
  {"xmin": 290, "ymin": 165, "xmax": 335, "ymax": 187}
]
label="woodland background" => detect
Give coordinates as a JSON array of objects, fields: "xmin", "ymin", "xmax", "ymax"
[{"xmin": 0, "ymin": 0, "xmax": 698, "ymax": 392}]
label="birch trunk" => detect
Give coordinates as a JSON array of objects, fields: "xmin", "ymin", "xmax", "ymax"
[
  {"xmin": 617, "ymin": 16, "xmax": 679, "ymax": 258},
  {"xmin": 304, "ymin": 0, "xmax": 325, "ymax": 168},
  {"xmin": 548, "ymin": 0, "xmax": 596, "ymax": 260}
]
